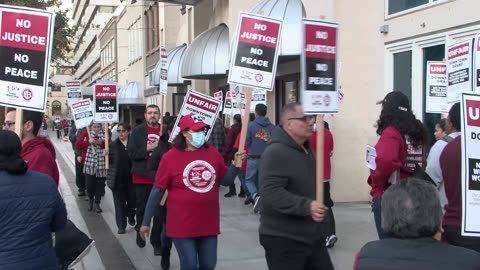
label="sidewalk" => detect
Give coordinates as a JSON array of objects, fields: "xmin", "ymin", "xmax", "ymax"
[{"xmin": 51, "ymin": 131, "xmax": 377, "ymax": 270}]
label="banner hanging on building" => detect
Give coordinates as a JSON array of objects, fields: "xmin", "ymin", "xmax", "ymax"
[
  {"xmin": 169, "ymin": 89, "xmax": 222, "ymax": 143},
  {"xmin": 70, "ymin": 99, "xmax": 94, "ymax": 129},
  {"xmin": 94, "ymin": 83, "xmax": 118, "ymax": 123},
  {"xmin": 228, "ymin": 12, "xmax": 282, "ymax": 91},
  {"xmin": 447, "ymin": 39, "xmax": 473, "ymax": 104},
  {"xmin": 460, "ymin": 92, "xmax": 480, "ymax": 237},
  {"xmin": 0, "ymin": 5, "xmax": 55, "ymax": 112},
  {"xmin": 66, "ymin": 80, "xmax": 82, "ymax": 101},
  {"xmin": 426, "ymin": 61, "xmax": 448, "ymax": 113},
  {"xmin": 160, "ymin": 46, "xmax": 168, "ymax": 96},
  {"xmin": 301, "ymin": 19, "xmax": 339, "ymax": 114}
]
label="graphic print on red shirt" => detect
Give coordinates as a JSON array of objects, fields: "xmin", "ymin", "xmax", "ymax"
[
  {"xmin": 133, "ymin": 125, "xmax": 160, "ymax": 185},
  {"xmin": 183, "ymin": 160, "xmax": 217, "ymax": 193}
]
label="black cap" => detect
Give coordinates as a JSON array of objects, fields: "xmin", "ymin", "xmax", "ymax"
[{"xmin": 377, "ymin": 91, "xmax": 410, "ymax": 112}]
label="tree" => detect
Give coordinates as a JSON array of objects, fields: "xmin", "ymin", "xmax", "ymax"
[{"xmin": 0, "ymin": 0, "xmax": 73, "ymax": 64}]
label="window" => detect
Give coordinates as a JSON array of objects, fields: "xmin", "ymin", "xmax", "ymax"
[
  {"xmin": 128, "ymin": 19, "xmax": 143, "ymax": 63},
  {"xmin": 148, "ymin": 70, "xmax": 155, "ymax": 86},
  {"xmin": 387, "ymin": 0, "xmax": 447, "ymax": 16},
  {"xmin": 393, "ymin": 51, "xmax": 412, "ymax": 101},
  {"xmin": 51, "ymin": 85, "xmax": 61, "ymax": 92}
]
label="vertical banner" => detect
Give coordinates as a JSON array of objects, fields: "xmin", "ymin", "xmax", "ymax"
[
  {"xmin": 461, "ymin": 92, "xmax": 480, "ymax": 237},
  {"xmin": 474, "ymin": 33, "xmax": 480, "ymax": 93},
  {"xmin": 228, "ymin": 12, "xmax": 282, "ymax": 91},
  {"xmin": 160, "ymin": 46, "xmax": 168, "ymax": 96},
  {"xmin": 426, "ymin": 61, "xmax": 448, "ymax": 113},
  {"xmin": 94, "ymin": 83, "xmax": 118, "ymax": 123},
  {"xmin": 0, "ymin": 5, "xmax": 55, "ymax": 112},
  {"xmin": 66, "ymin": 80, "xmax": 82, "ymax": 101},
  {"xmin": 301, "ymin": 19, "xmax": 339, "ymax": 114},
  {"xmin": 213, "ymin": 90, "xmax": 223, "ymax": 111},
  {"xmin": 169, "ymin": 89, "xmax": 222, "ymax": 143},
  {"xmin": 447, "ymin": 39, "xmax": 473, "ymax": 104}
]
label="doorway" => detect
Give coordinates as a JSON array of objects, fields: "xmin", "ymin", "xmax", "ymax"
[{"xmin": 275, "ymin": 73, "xmax": 300, "ymax": 125}]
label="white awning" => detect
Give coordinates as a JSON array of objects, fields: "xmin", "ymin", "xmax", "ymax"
[
  {"xmin": 250, "ymin": 0, "xmax": 306, "ymax": 57},
  {"xmin": 118, "ymin": 81, "xmax": 145, "ymax": 105},
  {"xmin": 181, "ymin": 24, "xmax": 229, "ymax": 79},
  {"xmin": 153, "ymin": 44, "xmax": 188, "ymax": 86}
]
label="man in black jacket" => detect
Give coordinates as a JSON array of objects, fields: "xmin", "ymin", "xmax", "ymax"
[
  {"xmin": 127, "ymin": 104, "xmax": 163, "ymax": 253},
  {"xmin": 258, "ymin": 102, "xmax": 333, "ymax": 270}
]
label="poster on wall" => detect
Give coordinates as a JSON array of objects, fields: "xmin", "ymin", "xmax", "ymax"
[
  {"xmin": 66, "ymin": 80, "xmax": 82, "ymax": 101},
  {"xmin": 169, "ymin": 89, "xmax": 222, "ymax": 143},
  {"xmin": 460, "ymin": 92, "xmax": 480, "ymax": 237},
  {"xmin": 0, "ymin": 5, "xmax": 55, "ymax": 112},
  {"xmin": 70, "ymin": 99, "xmax": 94, "ymax": 129},
  {"xmin": 160, "ymin": 46, "xmax": 168, "ymax": 96},
  {"xmin": 228, "ymin": 12, "xmax": 282, "ymax": 91},
  {"xmin": 447, "ymin": 39, "xmax": 473, "ymax": 104},
  {"xmin": 426, "ymin": 61, "xmax": 448, "ymax": 113},
  {"xmin": 301, "ymin": 19, "xmax": 339, "ymax": 114},
  {"xmin": 94, "ymin": 83, "xmax": 118, "ymax": 123}
]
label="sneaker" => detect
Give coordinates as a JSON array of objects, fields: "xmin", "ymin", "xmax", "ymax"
[
  {"xmin": 253, "ymin": 195, "xmax": 261, "ymax": 213},
  {"xmin": 224, "ymin": 191, "xmax": 236, "ymax": 198},
  {"xmin": 244, "ymin": 196, "xmax": 253, "ymax": 205},
  {"xmin": 136, "ymin": 231, "xmax": 146, "ymax": 248},
  {"xmin": 161, "ymin": 249, "xmax": 171, "ymax": 270},
  {"xmin": 154, "ymin": 246, "xmax": 162, "ymax": 256},
  {"xmin": 326, "ymin": 235, "xmax": 338, "ymax": 248}
]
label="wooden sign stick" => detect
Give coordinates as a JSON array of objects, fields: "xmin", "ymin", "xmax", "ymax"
[
  {"xmin": 14, "ymin": 108, "xmax": 23, "ymax": 138},
  {"xmin": 316, "ymin": 115, "xmax": 324, "ymax": 205},
  {"xmin": 104, "ymin": 123, "xmax": 109, "ymax": 170},
  {"xmin": 159, "ymin": 95, "xmax": 164, "ymax": 135},
  {"xmin": 236, "ymin": 87, "xmax": 253, "ymax": 167}
]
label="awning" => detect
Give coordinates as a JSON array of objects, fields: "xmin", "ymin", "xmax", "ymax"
[
  {"xmin": 118, "ymin": 81, "xmax": 145, "ymax": 105},
  {"xmin": 250, "ymin": 0, "xmax": 306, "ymax": 57},
  {"xmin": 181, "ymin": 24, "xmax": 229, "ymax": 79},
  {"xmin": 153, "ymin": 44, "xmax": 187, "ymax": 86},
  {"xmin": 150, "ymin": 0, "xmax": 201, "ymax": 5}
]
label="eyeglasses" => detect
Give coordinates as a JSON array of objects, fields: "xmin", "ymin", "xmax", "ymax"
[
  {"xmin": 3, "ymin": 121, "xmax": 15, "ymax": 129},
  {"xmin": 288, "ymin": 115, "xmax": 316, "ymax": 122}
]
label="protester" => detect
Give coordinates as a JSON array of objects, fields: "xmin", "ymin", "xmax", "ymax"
[
  {"xmin": 309, "ymin": 120, "xmax": 337, "ymax": 248},
  {"xmin": 258, "ymin": 103, "xmax": 333, "ymax": 270},
  {"xmin": 76, "ymin": 122, "xmax": 108, "ymax": 213},
  {"xmin": 207, "ymin": 116, "xmax": 226, "ymax": 155},
  {"xmin": 426, "ymin": 103, "xmax": 461, "ymax": 209},
  {"xmin": 4, "ymin": 108, "xmax": 60, "ymax": 186},
  {"xmin": 224, "ymin": 114, "xmax": 243, "ymax": 197},
  {"xmin": 110, "ymin": 122, "xmax": 119, "ymax": 142},
  {"xmin": 69, "ymin": 123, "xmax": 87, "ymax": 197},
  {"xmin": 368, "ymin": 91, "xmax": 428, "ymax": 239},
  {"xmin": 139, "ymin": 113, "xmax": 244, "ymax": 270},
  {"xmin": 355, "ymin": 178, "xmax": 480, "ymax": 270},
  {"xmin": 0, "ymin": 130, "xmax": 67, "ymax": 269},
  {"xmin": 42, "ymin": 118, "xmax": 48, "ymax": 136},
  {"xmin": 107, "ymin": 123, "xmax": 136, "ymax": 234},
  {"xmin": 245, "ymin": 104, "xmax": 275, "ymax": 208},
  {"xmin": 62, "ymin": 119, "xmax": 69, "ymax": 137},
  {"xmin": 434, "ymin": 118, "xmax": 448, "ymax": 141},
  {"xmin": 127, "ymin": 104, "xmax": 163, "ymax": 252}
]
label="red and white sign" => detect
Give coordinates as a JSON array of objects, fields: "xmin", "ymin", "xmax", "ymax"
[
  {"xmin": 213, "ymin": 90, "xmax": 223, "ymax": 111},
  {"xmin": 160, "ymin": 46, "xmax": 168, "ymax": 96},
  {"xmin": 182, "ymin": 160, "xmax": 217, "ymax": 193},
  {"xmin": 228, "ymin": 13, "xmax": 282, "ymax": 91},
  {"xmin": 66, "ymin": 80, "xmax": 82, "ymax": 101},
  {"xmin": 447, "ymin": 39, "xmax": 473, "ymax": 103},
  {"xmin": 94, "ymin": 83, "xmax": 118, "ymax": 123},
  {"xmin": 474, "ymin": 33, "xmax": 480, "ymax": 93},
  {"xmin": 169, "ymin": 89, "xmax": 222, "ymax": 143},
  {"xmin": 301, "ymin": 19, "xmax": 339, "ymax": 114},
  {"xmin": 0, "ymin": 5, "xmax": 55, "ymax": 112},
  {"xmin": 426, "ymin": 61, "xmax": 448, "ymax": 113},
  {"xmin": 70, "ymin": 99, "xmax": 94, "ymax": 129},
  {"xmin": 460, "ymin": 92, "xmax": 480, "ymax": 237}
]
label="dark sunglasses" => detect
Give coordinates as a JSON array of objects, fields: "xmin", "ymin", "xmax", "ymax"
[{"xmin": 288, "ymin": 115, "xmax": 316, "ymax": 122}]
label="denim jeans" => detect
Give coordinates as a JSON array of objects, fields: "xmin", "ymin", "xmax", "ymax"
[
  {"xmin": 245, "ymin": 159, "xmax": 260, "ymax": 197},
  {"xmin": 172, "ymin": 236, "xmax": 217, "ymax": 270},
  {"xmin": 238, "ymin": 170, "xmax": 247, "ymax": 191},
  {"xmin": 162, "ymin": 223, "xmax": 172, "ymax": 251},
  {"xmin": 372, "ymin": 197, "xmax": 386, "ymax": 239}
]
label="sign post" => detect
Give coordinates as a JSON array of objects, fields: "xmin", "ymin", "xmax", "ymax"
[
  {"xmin": 447, "ymin": 39, "xmax": 473, "ymax": 103},
  {"xmin": 159, "ymin": 46, "xmax": 168, "ymax": 134}
]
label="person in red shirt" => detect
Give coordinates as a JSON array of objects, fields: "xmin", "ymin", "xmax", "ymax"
[
  {"xmin": 139, "ymin": 113, "xmax": 243, "ymax": 270},
  {"xmin": 368, "ymin": 92, "xmax": 428, "ymax": 239}
]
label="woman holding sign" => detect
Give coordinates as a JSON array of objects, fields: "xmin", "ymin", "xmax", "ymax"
[{"xmin": 139, "ymin": 113, "xmax": 244, "ymax": 270}]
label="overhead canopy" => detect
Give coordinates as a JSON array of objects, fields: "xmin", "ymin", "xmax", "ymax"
[
  {"xmin": 118, "ymin": 81, "xmax": 145, "ymax": 105},
  {"xmin": 153, "ymin": 44, "xmax": 188, "ymax": 86},
  {"xmin": 250, "ymin": 0, "xmax": 306, "ymax": 57},
  {"xmin": 181, "ymin": 24, "xmax": 229, "ymax": 79}
]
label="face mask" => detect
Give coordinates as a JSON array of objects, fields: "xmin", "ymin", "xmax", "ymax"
[
  {"xmin": 313, "ymin": 123, "xmax": 317, "ymax": 132},
  {"xmin": 189, "ymin": 131, "xmax": 206, "ymax": 148}
]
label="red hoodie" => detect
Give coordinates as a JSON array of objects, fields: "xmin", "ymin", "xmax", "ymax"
[
  {"xmin": 309, "ymin": 128, "xmax": 334, "ymax": 180},
  {"xmin": 22, "ymin": 137, "xmax": 59, "ymax": 187}
]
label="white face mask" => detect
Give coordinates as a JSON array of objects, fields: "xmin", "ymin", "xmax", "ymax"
[{"xmin": 313, "ymin": 123, "xmax": 317, "ymax": 132}]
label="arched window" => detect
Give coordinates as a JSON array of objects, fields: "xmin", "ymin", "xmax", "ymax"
[{"xmin": 52, "ymin": 100, "xmax": 62, "ymax": 116}]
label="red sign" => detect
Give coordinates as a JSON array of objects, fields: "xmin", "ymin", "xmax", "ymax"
[
  {"xmin": 95, "ymin": 84, "xmax": 116, "ymax": 99},
  {"xmin": 238, "ymin": 17, "xmax": 280, "ymax": 48},
  {"xmin": 304, "ymin": 24, "xmax": 337, "ymax": 60},
  {"xmin": 66, "ymin": 81, "xmax": 81, "ymax": 87},
  {"xmin": 186, "ymin": 94, "xmax": 219, "ymax": 114},
  {"xmin": 429, "ymin": 64, "xmax": 447, "ymax": 75},
  {"xmin": 466, "ymin": 100, "xmax": 480, "ymax": 127},
  {"xmin": 0, "ymin": 11, "xmax": 49, "ymax": 51},
  {"xmin": 448, "ymin": 42, "xmax": 470, "ymax": 59}
]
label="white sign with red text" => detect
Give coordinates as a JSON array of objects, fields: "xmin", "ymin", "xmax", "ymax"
[
  {"xmin": 160, "ymin": 46, "xmax": 168, "ymax": 96},
  {"xmin": 474, "ymin": 34, "xmax": 480, "ymax": 93},
  {"xmin": 447, "ymin": 39, "xmax": 473, "ymax": 103},
  {"xmin": 0, "ymin": 5, "xmax": 55, "ymax": 112},
  {"xmin": 213, "ymin": 90, "xmax": 223, "ymax": 111},
  {"xmin": 169, "ymin": 89, "xmax": 222, "ymax": 143},
  {"xmin": 426, "ymin": 62, "xmax": 448, "ymax": 113},
  {"xmin": 66, "ymin": 80, "xmax": 82, "ymax": 101},
  {"xmin": 70, "ymin": 99, "xmax": 94, "ymax": 129},
  {"xmin": 461, "ymin": 92, "xmax": 480, "ymax": 237}
]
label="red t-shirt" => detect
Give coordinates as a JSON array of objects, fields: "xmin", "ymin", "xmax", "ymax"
[
  {"xmin": 309, "ymin": 128, "xmax": 334, "ymax": 179},
  {"xmin": 234, "ymin": 134, "xmax": 248, "ymax": 171},
  {"xmin": 154, "ymin": 146, "xmax": 228, "ymax": 238},
  {"xmin": 133, "ymin": 125, "xmax": 161, "ymax": 185}
]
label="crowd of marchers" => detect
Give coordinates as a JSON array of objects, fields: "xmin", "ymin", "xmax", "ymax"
[{"xmin": 1, "ymin": 91, "xmax": 480, "ymax": 270}]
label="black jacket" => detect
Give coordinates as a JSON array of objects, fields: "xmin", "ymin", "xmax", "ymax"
[
  {"xmin": 258, "ymin": 127, "xmax": 322, "ymax": 245},
  {"xmin": 355, "ymin": 237, "xmax": 480, "ymax": 270},
  {"xmin": 146, "ymin": 135, "xmax": 171, "ymax": 182},
  {"xmin": 107, "ymin": 139, "xmax": 133, "ymax": 189},
  {"xmin": 127, "ymin": 123, "xmax": 155, "ymax": 176}
]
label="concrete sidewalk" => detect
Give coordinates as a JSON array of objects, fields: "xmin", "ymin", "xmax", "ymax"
[{"xmin": 51, "ymin": 131, "xmax": 377, "ymax": 270}]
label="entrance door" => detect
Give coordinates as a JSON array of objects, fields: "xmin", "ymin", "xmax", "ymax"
[{"xmin": 275, "ymin": 74, "xmax": 300, "ymax": 124}]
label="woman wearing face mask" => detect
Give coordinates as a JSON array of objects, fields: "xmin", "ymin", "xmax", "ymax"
[{"xmin": 139, "ymin": 113, "xmax": 244, "ymax": 270}]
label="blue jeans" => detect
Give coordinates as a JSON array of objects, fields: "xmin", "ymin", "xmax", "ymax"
[
  {"xmin": 238, "ymin": 170, "xmax": 247, "ymax": 191},
  {"xmin": 245, "ymin": 159, "xmax": 260, "ymax": 197},
  {"xmin": 162, "ymin": 223, "xmax": 172, "ymax": 251},
  {"xmin": 172, "ymin": 236, "xmax": 217, "ymax": 270},
  {"xmin": 372, "ymin": 197, "xmax": 386, "ymax": 239}
]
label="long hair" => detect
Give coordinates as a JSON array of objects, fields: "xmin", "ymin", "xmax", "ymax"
[
  {"xmin": 0, "ymin": 130, "xmax": 28, "ymax": 175},
  {"xmin": 376, "ymin": 107, "xmax": 428, "ymax": 147}
]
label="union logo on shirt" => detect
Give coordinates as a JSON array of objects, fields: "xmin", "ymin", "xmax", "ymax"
[
  {"xmin": 182, "ymin": 160, "xmax": 217, "ymax": 193},
  {"xmin": 148, "ymin": 134, "xmax": 160, "ymax": 144}
]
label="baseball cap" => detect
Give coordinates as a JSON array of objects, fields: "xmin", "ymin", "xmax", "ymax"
[
  {"xmin": 179, "ymin": 113, "xmax": 209, "ymax": 131},
  {"xmin": 376, "ymin": 91, "xmax": 410, "ymax": 112}
]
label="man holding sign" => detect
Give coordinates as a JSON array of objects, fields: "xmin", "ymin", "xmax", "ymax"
[{"xmin": 258, "ymin": 103, "xmax": 333, "ymax": 270}]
